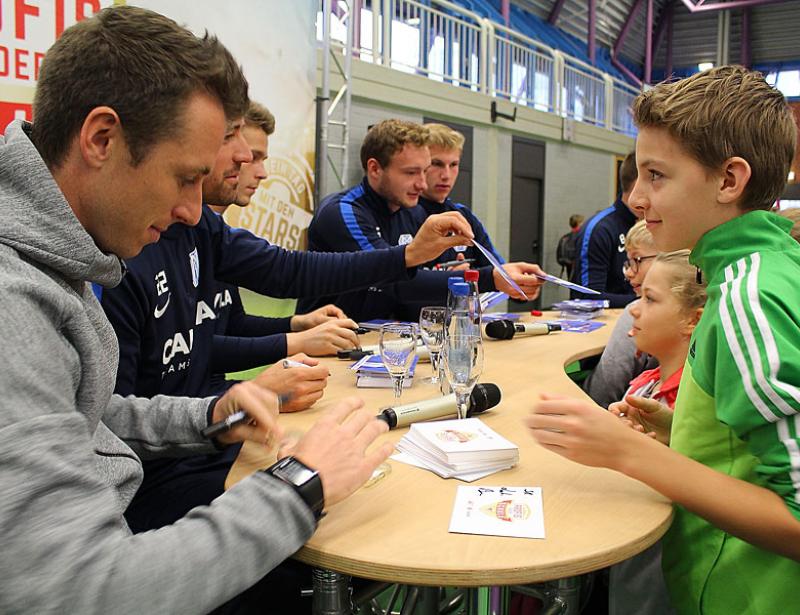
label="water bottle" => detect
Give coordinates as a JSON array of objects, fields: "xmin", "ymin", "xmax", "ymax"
[
  {"xmin": 446, "ymin": 281, "xmax": 479, "ymax": 339},
  {"xmin": 463, "ymin": 269, "xmax": 482, "ymax": 329}
]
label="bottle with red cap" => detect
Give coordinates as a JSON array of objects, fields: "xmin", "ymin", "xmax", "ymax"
[{"xmin": 463, "ymin": 269, "xmax": 482, "ymax": 328}]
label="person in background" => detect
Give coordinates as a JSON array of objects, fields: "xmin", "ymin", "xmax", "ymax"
[
  {"xmin": 528, "ymin": 66, "xmax": 800, "ymax": 614},
  {"xmin": 608, "ymin": 250, "xmax": 705, "ymax": 615},
  {"xmin": 556, "ymin": 213, "xmax": 585, "ymax": 278},
  {"xmin": 300, "ymin": 119, "xmax": 544, "ymax": 322},
  {"xmin": 207, "ymin": 101, "xmax": 360, "ymax": 395},
  {"xmin": 570, "ymin": 151, "xmax": 643, "ymax": 307},
  {"xmin": 583, "ymin": 220, "xmax": 659, "ymax": 408}
]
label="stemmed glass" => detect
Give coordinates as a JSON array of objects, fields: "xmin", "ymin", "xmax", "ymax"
[
  {"xmin": 379, "ymin": 323, "xmax": 417, "ymax": 399},
  {"xmin": 442, "ymin": 334, "xmax": 484, "ymax": 419},
  {"xmin": 419, "ymin": 306, "xmax": 446, "ymax": 385}
]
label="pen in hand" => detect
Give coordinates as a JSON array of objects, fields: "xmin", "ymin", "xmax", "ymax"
[
  {"xmin": 202, "ymin": 394, "xmax": 291, "ymax": 440},
  {"xmin": 282, "ymin": 359, "xmax": 312, "ymax": 369}
]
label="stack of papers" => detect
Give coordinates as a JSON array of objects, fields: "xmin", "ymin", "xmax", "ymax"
[
  {"xmin": 350, "ymin": 354, "xmax": 418, "ymax": 388},
  {"xmin": 481, "ymin": 312, "xmax": 521, "ymax": 323},
  {"xmin": 552, "ymin": 299, "xmax": 609, "ymax": 320},
  {"xmin": 394, "ymin": 418, "xmax": 519, "ymax": 481}
]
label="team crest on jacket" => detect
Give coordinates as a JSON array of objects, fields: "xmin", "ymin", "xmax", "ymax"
[
  {"xmin": 189, "ymin": 248, "xmax": 200, "ymax": 288},
  {"xmin": 398, "ymin": 233, "xmax": 413, "ymax": 246}
]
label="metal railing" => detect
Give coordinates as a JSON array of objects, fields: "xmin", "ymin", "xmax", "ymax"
[
  {"xmin": 490, "ymin": 23, "xmax": 556, "ymax": 113},
  {"xmin": 318, "ymin": 0, "xmax": 640, "ymax": 137}
]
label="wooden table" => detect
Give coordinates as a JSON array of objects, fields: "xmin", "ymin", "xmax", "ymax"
[{"xmin": 227, "ymin": 311, "xmax": 673, "ymax": 613}]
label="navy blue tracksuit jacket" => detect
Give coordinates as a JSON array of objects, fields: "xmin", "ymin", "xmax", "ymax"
[
  {"xmin": 570, "ymin": 198, "xmax": 637, "ymax": 308},
  {"xmin": 99, "ymin": 204, "xmax": 415, "ymax": 531},
  {"xmin": 298, "ymin": 178, "xmax": 496, "ymax": 321}
]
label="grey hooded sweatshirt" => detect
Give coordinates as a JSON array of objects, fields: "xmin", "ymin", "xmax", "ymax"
[{"xmin": 0, "ymin": 121, "xmax": 315, "ymax": 614}]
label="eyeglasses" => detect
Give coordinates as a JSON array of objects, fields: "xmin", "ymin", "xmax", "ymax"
[{"xmin": 623, "ymin": 255, "xmax": 657, "ymax": 274}]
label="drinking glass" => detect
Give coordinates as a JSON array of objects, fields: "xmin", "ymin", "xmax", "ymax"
[
  {"xmin": 419, "ymin": 306, "xmax": 446, "ymax": 385},
  {"xmin": 442, "ymin": 334, "xmax": 484, "ymax": 419},
  {"xmin": 379, "ymin": 323, "xmax": 417, "ymax": 398}
]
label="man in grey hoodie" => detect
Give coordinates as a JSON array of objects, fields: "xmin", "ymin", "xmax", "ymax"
[{"xmin": 0, "ymin": 6, "xmax": 475, "ymax": 613}]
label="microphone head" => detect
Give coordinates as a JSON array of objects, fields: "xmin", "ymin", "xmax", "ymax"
[
  {"xmin": 468, "ymin": 383, "xmax": 502, "ymax": 416},
  {"xmin": 484, "ymin": 320, "xmax": 515, "ymax": 340}
]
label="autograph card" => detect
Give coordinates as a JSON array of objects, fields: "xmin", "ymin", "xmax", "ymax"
[
  {"xmin": 472, "ymin": 242, "xmax": 529, "ymax": 301},
  {"xmin": 449, "ymin": 486, "xmax": 545, "ymax": 539},
  {"xmin": 535, "ymin": 273, "xmax": 600, "ymax": 295}
]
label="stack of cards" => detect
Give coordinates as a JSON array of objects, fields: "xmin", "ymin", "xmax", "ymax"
[
  {"xmin": 350, "ymin": 354, "xmax": 418, "ymax": 388},
  {"xmin": 552, "ymin": 299, "xmax": 610, "ymax": 320},
  {"xmin": 394, "ymin": 418, "xmax": 519, "ymax": 481}
]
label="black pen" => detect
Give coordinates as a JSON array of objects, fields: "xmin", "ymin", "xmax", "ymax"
[
  {"xmin": 202, "ymin": 394, "xmax": 291, "ymax": 440},
  {"xmin": 434, "ymin": 258, "xmax": 475, "ymax": 270}
]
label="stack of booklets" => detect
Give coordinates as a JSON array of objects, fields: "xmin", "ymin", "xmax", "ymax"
[
  {"xmin": 350, "ymin": 354, "xmax": 418, "ymax": 388},
  {"xmin": 394, "ymin": 418, "xmax": 519, "ymax": 481},
  {"xmin": 552, "ymin": 298, "xmax": 609, "ymax": 320}
]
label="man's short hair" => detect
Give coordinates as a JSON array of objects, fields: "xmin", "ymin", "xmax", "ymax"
[
  {"xmin": 619, "ymin": 151, "xmax": 638, "ymax": 194},
  {"xmin": 626, "ymin": 219, "xmax": 656, "ymax": 251},
  {"xmin": 632, "ymin": 65, "xmax": 797, "ymax": 211},
  {"xmin": 32, "ymin": 5, "xmax": 249, "ymax": 169},
  {"xmin": 424, "ymin": 123, "xmax": 465, "ymax": 152},
  {"xmin": 569, "ymin": 214, "xmax": 585, "ymax": 229},
  {"xmin": 245, "ymin": 101, "xmax": 276, "ymax": 136},
  {"xmin": 360, "ymin": 119, "xmax": 431, "ymax": 171}
]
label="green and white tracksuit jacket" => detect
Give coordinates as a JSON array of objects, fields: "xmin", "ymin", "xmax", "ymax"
[{"xmin": 664, "ymin": 210, "xmax": 800, "ymax": 614}]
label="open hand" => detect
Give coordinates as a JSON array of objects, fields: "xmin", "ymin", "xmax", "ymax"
[
  {"xmin": 279, "ymin": 397, "xmax": 394, "ymax": 508},
  {"xmin": 526, "ymin": 392, "xmax": 649, "ymax": 470}
]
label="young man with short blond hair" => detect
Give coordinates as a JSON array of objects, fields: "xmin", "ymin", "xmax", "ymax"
[{"xmin": 416, "ymin": 122, "xmax": 505, "ymax": 270}]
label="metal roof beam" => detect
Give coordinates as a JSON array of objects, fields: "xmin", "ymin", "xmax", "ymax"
[
  {"xmin": 680, "ymin": 0, "xmax": 791, "ymax": 12},
  {"xmin": 613, "ymin": 0, "xmax": 644, "ymax": 56},
  {"xmin": 651, "ymin": 0, "xmax": 674, "ymax": 58},
  {"xmin": 548, "ymin": 0, "xmax": 569, "ymax": 24}
]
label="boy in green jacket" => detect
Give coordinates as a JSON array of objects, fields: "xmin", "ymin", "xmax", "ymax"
[{"xmin": 527, "ymin": 65, "xmax": 800, "ymax": 614}]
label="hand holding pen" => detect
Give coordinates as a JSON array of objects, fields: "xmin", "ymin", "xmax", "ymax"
[
  {"xmin": 285, "ymin": 318, "xmax": 362, "ymax": 357},
  {"xmin": 204, "ymin": 381, "xmax": 285, "ymax": 446},
  {"xmin": 252, "ymin": 353, "xmax": 330, "ymax": 413}
]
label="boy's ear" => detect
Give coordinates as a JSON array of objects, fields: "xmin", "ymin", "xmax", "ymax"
[
  {"xmin": 366, "ymin": 157, "xmax": 383, "ymax": 180},
  {"xmin": 78, "ymin": 106, "xmax": 124, "ymax": 170},
  {"xmin": 717, "ymin": 156, "xmax": 751, "ymax": 207}
]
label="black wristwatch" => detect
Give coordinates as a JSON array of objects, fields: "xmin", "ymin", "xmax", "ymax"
[{"xmin": 264, "ymin": 456, "xmax": 325, "ymax": 521}]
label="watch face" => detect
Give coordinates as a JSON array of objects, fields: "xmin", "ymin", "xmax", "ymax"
[
  {"xmin": 277, "ymin": 458, "xmax": 316, "ymax": 486},
  {"xmin": 291, "ymin": 466, "xmax": 317, "ymax": 485}
]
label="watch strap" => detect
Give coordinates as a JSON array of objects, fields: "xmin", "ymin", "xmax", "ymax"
[{"xmin": 264, "ymin": 456, "xmax": 325, "ymax": 521}]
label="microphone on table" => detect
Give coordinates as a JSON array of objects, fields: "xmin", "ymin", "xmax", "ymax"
[
  {"xmin": 484, "ymin": 320, "xmax": 561, "ymax": 340},
  {"xmin": 376, "ymin": 383, "xmax": 502, "ymax": 429}
]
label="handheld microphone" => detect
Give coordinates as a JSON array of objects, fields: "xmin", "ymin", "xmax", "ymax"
[
  {"xmin": 376, "ymin": 383, "xmax": 501, "ymax": 429},
  {"xmin": 484, "ymin": 320, "xmax": 561, "ymax": 340}
]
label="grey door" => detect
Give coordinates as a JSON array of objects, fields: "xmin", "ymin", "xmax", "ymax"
[{"xmin": 509, "ymin": 137, "xmax": 545, "ymax": 311}]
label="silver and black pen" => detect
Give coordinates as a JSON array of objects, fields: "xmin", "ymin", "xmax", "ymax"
[{"xmin": 202, "ymin": 393, "xmax": 291, "ymax": 440}]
